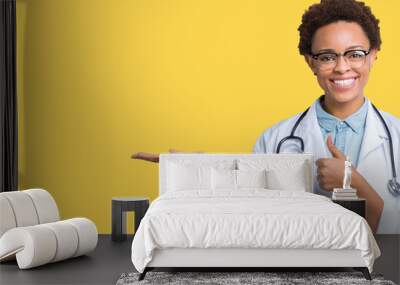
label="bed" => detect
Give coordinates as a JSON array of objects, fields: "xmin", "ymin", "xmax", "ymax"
[{"xmin": 131, "ymin": 153, "xmax": 381, "ymax": 281}]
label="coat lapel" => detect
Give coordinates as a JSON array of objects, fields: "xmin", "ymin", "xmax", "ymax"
[
  {"xmin": 296, "ymin": 99, "xmax": 330, "ymax": 196},
  {"xmin": 296, "ymin": 99, "xmax": 328, "ymax": 159},
  {"xmin": 357, "ymin": 100, "xmax": 388, "ymax": 165}
]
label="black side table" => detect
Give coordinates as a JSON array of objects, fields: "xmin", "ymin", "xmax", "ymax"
[
  {"xmin": 332, "ymin": 198, "xmax": 366, "ymax": 218},
  {"xmin": 112, "ymin": 197, "xmax": 149, "ymax": 242}
]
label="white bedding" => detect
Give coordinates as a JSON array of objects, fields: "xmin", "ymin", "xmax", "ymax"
[{"xmin": 131, "ymin": 189, "xmax": 380, "ymax": 273}]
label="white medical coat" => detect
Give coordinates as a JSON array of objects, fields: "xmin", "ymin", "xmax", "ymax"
[{"xmin": 253, "ymin": 98, "xmax": 400, "ymax": 234}]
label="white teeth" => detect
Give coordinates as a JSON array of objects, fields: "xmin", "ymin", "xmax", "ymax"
[{"xmin": 333, "ymin": 78, "xmax": 356, "ymax": 86}]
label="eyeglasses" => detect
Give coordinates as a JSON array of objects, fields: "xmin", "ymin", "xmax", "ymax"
[{"xmin": 310, "ymin": 49, "xmax": 370, "ymax": 71}]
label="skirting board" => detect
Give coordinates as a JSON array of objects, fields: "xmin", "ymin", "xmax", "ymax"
[{"xmin": 147, "ymin": 248, "xmax": 366, "ymax": 267}]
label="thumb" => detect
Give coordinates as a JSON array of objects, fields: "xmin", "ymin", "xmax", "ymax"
[{"xmin": 326, "ymin": 135, "xmax": 346, "ymax": 160}]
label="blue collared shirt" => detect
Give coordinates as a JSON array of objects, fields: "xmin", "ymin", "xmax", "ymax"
[{"xmin": 315, "ymin": 97, "xmax": 368, "ymax": 166}]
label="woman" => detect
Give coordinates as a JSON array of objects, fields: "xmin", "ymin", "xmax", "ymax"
[{"xmin": 132, "ymin": 0, "xmax": 400, "ymax": 234}]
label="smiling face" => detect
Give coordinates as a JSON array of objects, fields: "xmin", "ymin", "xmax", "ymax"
[{"xmin": 305, "ymin": 21, "xmax": 378, "ymax": 112}]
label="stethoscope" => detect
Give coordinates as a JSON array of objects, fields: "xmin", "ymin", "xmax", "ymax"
[{"xmin": 276, "ymin": 98, "xmax": 400, "ymax": 197}]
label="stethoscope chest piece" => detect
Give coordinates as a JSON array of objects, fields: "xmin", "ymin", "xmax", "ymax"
[{"xmin": 388, "ymin": 178, "xmax": 400, "ymax": 197}]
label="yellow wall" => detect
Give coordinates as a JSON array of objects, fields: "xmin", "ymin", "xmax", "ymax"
[{"xmin": 16, "ymin": 0, "xmax": 400, "ymax": 233}]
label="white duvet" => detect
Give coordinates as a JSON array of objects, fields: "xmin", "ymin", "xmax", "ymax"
[{"xmin": 131, "ymin": 189, "xmax": 380, "ymax": 273}]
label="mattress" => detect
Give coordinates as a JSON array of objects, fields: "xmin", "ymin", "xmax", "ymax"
[{"xmin": 131, "ymin": 189, "xmax": 380, "ymax": 273}]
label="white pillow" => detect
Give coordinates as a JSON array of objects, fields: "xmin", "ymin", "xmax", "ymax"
[
  {"xmin": 237, "ymin": 158, "xmax": 309, "ymax": 192},
  {"xmin": 236, "ymin": 169, "xmax": 267, "ymax": 188},
  {"xmin": 167, "ymin": 162, "xmax": 212, "ymax": 191},
  {"xmin": 266, "ymin": 165, "xmax": 307, "ymax": 191},
  {"xmin": 211, "ymin": 168, "xmax": 236, "ymax": 190},
  {"xmin": 211, "ymin": 169, "xmax": 268, "ymax": 190}
]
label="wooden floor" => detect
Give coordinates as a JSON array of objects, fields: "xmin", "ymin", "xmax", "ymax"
[{"xmin": 0, "ymin": 235, "xmax": 399, "ymax": 285}]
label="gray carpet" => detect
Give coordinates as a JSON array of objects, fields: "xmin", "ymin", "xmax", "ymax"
[{"xmin": 116, "ymin": 271, "xmax": 397, "ymax": 285}]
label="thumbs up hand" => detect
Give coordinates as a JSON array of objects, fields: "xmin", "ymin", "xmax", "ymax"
[
  {"xmin": 315, "ymin": 135, "xmax": 347, "ymax": 191},
  {"xmin": 326, "ymin": 135, "xmax": 346, "ymax": 160}
]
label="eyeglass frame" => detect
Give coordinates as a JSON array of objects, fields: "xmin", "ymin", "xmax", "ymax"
[{"xmin": 309, "ymin": 48, "xmax": 371, "ymax": 70}]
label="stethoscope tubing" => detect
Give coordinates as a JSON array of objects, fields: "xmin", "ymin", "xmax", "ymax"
[{"xmin": 276, "ymin": 107, "xmax": 309, "ymax": 154}]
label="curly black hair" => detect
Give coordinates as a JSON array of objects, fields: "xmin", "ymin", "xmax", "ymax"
[{"xmin": 298, "ymin": 0, "xmax": 382, "ymax": 56}]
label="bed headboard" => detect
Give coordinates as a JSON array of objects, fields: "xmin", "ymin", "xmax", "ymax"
[{"xmin": 159, "ymin": 153, "xmax": 313, "ymax": 195}]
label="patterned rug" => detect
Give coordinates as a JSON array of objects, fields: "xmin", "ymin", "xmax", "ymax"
[{"xmin": 116, "ymin": 271, "xmax": 397, "ymax": 285}]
